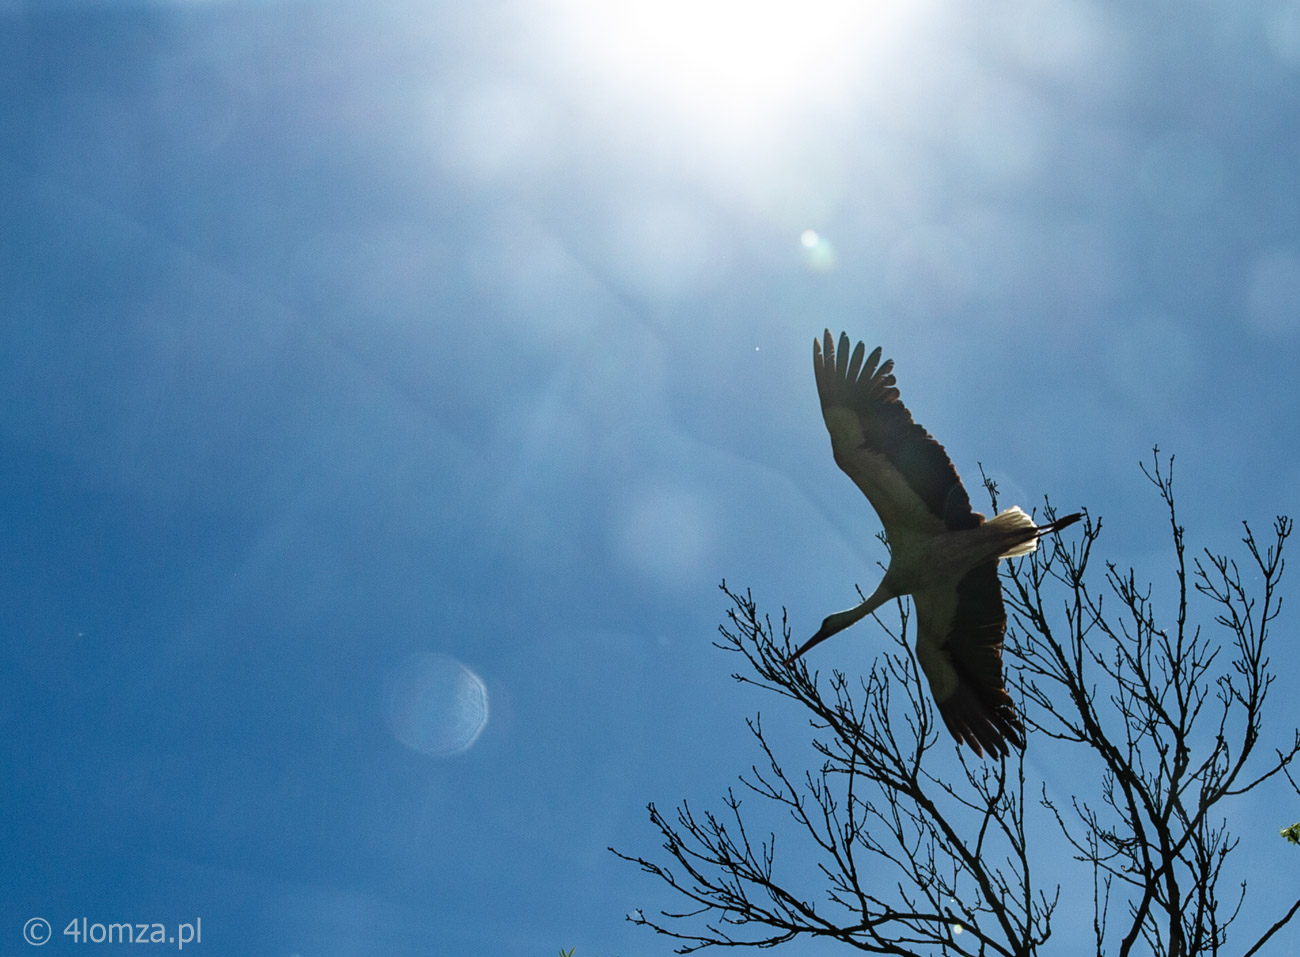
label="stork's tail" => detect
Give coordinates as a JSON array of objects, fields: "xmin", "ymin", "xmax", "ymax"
[{"xmin": 986, "ymin": 506, "xmax": 1083, "ymax": 558}]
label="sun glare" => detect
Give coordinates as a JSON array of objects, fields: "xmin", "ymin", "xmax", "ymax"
[{"xmin": 550, "ymin": 0, "xmax": 904, "ymax": 134}]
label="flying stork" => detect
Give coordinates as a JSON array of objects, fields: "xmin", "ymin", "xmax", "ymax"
[{"xmin": 788, "ymin": 331, "xmax": 1081, "ymax": 758}]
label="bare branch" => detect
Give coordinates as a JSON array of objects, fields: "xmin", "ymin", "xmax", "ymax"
[{"xmin": 617, "ymin": 449, "xmax": 1296, "ymax": 957}]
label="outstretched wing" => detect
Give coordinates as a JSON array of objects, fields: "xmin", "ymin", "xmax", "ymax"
[
  {"xmin": 915, "ymin": 563, "xmax": 1024, "ymax": 758},
  {"xmin": 813, "ymin": 330, "xmax": 982, "ymax": 541}
]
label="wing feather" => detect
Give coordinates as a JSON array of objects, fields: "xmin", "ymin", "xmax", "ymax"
[
  {"xmin": 931, "ymin": 562, "xmax": 1024, "ymax": 757},
  {"xmin": 814, "ymin": 330, "xmax": 981, "ymax": 539}
]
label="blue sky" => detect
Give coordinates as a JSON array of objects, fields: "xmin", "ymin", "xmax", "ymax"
[{"xmin": 2, "ymin": 0, "xmax": 1299, "ymax": 954}]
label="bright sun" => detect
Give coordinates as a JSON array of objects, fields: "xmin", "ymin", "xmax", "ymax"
[{"xmin": 548, "ymin": 0, "xmax": 911, "ymax": 135}]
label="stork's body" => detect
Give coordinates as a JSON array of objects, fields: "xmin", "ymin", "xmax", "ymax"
[{"xmin": 789, "ymin": 331, "xmax": 1081, "ymax": 757}]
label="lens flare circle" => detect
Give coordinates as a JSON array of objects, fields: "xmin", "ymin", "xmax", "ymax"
[
  {"xmin": 385, "ymin": 653, "xmax": 489, "ymax": 757},
  {"xmin": 800, "ymin": 229, "xmax": 838, "ymax": 270}
]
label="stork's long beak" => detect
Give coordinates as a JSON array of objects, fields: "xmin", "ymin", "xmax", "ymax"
[{"xmin": 785, "ymin": 601, "xmax": 874, "ymax": 664}]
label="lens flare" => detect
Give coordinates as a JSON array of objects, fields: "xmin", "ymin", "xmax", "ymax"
[
  {"xmin": 800, "ymin": 229, "xmax": 838, "ymax": 270},
  {"xmin": 385, "ymin": 653, "xmax": 489, "ymax": 757}
]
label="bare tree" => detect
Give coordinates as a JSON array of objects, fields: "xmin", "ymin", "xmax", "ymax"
[{"xmin": 613, "ymin": 452, "xmax": 1299, "ymax": 955}]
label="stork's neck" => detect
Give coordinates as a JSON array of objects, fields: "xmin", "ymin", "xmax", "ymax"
[
  {"xmin": 788, "ymin": 578, "xmax": 897, "ymax": 662},
  {"xmin": 839, "ymin": 578, "xmax": 897, "ymax": 628}
]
